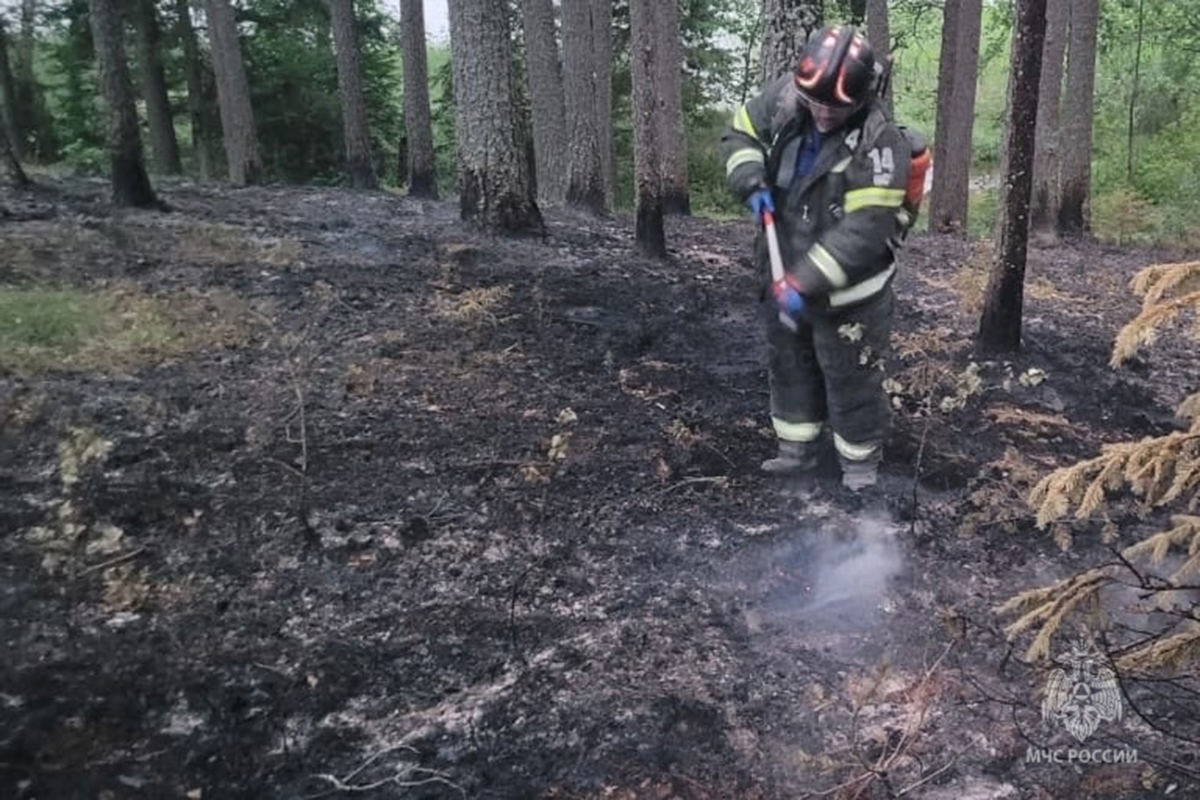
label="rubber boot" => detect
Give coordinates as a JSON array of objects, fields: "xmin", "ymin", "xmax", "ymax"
[{"xmin": 761, "ymin": 440, "xmax": 821, "ymax": 475}]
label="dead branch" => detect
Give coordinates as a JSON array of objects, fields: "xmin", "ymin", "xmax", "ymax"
[
  {"xmin": 78, "ymin": 547, "xmax": 147, "ymax": 576},
  {"xmin": 304, "ymin": 745, "xmax": 465, "ymax": 799}
]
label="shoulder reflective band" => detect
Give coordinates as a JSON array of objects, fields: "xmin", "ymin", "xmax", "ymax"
[{"xmin": 733, "ymin": 106, "xmax": 761, "ymax": 141}]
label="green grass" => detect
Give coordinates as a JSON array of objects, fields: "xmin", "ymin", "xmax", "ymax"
[{"xmin": 0, "ymin": 286, "xmax": 246, "ymax": 373}]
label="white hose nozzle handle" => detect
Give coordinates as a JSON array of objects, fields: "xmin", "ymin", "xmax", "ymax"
[{"xmin": 762, "ymin": 211, "xmax": 798, "ymax": 332}]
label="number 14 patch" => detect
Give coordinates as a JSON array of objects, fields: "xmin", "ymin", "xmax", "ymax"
[{"xmin": 868, "ymin": 146, "xmax": 895, "ymax": 186}]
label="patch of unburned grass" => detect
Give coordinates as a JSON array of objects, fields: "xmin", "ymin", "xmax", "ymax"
[
  {"xmin": 0, "ymin": 223, "xmax": 111, "ymax": 280},
  {"xmin": 173, "ymin": 221, "xmax": 301, "ymax": 266},
  {"xmin": 0, "ymin": 283, "xmax": 248, "ymax": 373},
  {"xmin": 433, "ymin": 285, "xmax": 512, "ymax": 326},
  {"xmin": 927, "ymin": 239, "xmax": 1071, "ymax": 317}
]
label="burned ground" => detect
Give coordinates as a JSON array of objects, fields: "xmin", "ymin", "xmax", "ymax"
[{"xmin": 1, "ymin": 179, "xmax": 1197, "ymax": 799}]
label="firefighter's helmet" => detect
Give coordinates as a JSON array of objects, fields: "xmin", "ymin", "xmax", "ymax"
[{"xmin": 794, "ymin": 25, "xmax": 876, "ymax": 109}]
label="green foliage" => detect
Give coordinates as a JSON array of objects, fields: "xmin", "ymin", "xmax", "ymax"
[
  {"xmin": 240, "ymin": 0, "xmax": 400, "ymax": 185},
  {"xmin": 0, "ymin": 287, "xmax": 107, "ymax": 353},
  {"xmin": 12, "ymin": 0, "xmax": 1200, "ymax": 239},
  {"xmin": 36, "ymin": 0, "xmax": 99, "ymax": 170},
  {"xmin": 687, "ymin": 108, "xmax": 746, "ymax": 218},
  {"xmin": 424, "ymin": 45, "xmax": 457, "ymax": 197},
  {"xmin": 0, "ymin": 281, "xmax": 248, "ymax": 373},
  {"xmin": 1092, "ymin": 188, "xmax": 1165, "ymax": 245}
]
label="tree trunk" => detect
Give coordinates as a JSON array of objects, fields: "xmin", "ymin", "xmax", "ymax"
[
  {"xmin": 1030, "ymin": 0, "xmax": 1067, "ymax": 234},
  {"xmin": 0, "ymin": 16, "xmax": 23, "ymax": 170},
  {"xmin": 562, "ymin": 0, "xmax": 605, "ymax": 213},
  {"xmin": 1057, "ymin": 0, "xmax": 1098, "ymax": 237},
  {"xmin": 630, "ymin": 0, "xmax": 665, "ymax": 257},
  {"xmin": 203, "ymin": 0, "xmax": 262, "ymax": 186},
  {"xmin": 866, "ymin": 0, "xmax": 891, "ymax": 117},
  {"xmin": 9, "ymin": 0, "xmax": 36, "ymax": 159},
  {"xmin": 447, "ymin": 0, "xmax": 543, "ymax": 235},
  {"xmin": 848, "ymin": 0, "xmax": 866, "ymax": 25},
  {"xmin": 400, "ymin": 0, "xmax": 437, "ymax": 198},
  {"xmin": 591, "ymin": 0, "xmax": 614, "ymax": 209},
  {"xmin": 521, "ymin": 0, "xmax": 567, "ymax": 206},
  {"xmin": 130, "ymin": 0, "xmax": 182, "ymax": 174},
  {"xmin": 977, "ymin": 0, "xmax": 1046, "ymax": 354},
  {"xmin": 0, "ymin": 21, "xmax": 29, "ymax": 187},
  {"xmin": 929, "ymin": 0, "xmax": 981, "ymax": 234},
  {"xmin": 175, "ymin": 0, "xmax": 217, "ymax": 179},
  {"xmin": 1, "ymin": 122, "xmax": 29, "ymax": 187},
  {"xmin": 656, "ymin": 0, "xmax": 689, "ymax": 215},
  {"xmin": 760, "ymin": 0, "xmax": 823, "ymax": 86},
  {"xmin": 327, "ymin": 0, "xmax": 377, "ymax": 189},
  {"xmin": 88, "ymin": 0, "xmax": 157, "ymax": 207},
  {"xmin": 1126, "ymin": 0, "xmax": 1145, "ymax": 183}
]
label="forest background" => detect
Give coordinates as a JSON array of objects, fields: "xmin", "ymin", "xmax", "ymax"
[{"xmin": 3, "ymin": 0, "xmax": 1197, "ymax": 246}]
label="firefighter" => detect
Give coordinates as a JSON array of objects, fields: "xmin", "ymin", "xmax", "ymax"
[{"xmin": 720, "ymin": 25, "xmax": 912, "ymax": 491}]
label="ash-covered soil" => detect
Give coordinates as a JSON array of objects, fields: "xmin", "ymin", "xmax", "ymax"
[{"xmin": 1, "ymin": 178, "xmax": 1197, "ymax": 799}]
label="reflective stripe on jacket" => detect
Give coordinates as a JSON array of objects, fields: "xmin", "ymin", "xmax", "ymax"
[{"xmin": 719, "ymin": 76, "xmax": 911, "ymax": 310}]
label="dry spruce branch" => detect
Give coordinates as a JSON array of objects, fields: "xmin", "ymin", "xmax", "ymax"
[{"xmin": 1002, "ymin": 260, "xmax": 1200, "ymax": 671}]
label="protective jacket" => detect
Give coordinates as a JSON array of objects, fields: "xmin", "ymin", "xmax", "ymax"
[{"xmin": 720, "ymin": 75, "xmax": 912, "ymax": 313}]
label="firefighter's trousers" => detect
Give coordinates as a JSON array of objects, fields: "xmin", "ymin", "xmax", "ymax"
[{"xmin": 765, "ymin": 286, "xmax": 894, "ymax": 465}]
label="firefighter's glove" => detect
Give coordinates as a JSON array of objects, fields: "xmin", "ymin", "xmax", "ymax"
[
  {"xmin": 748, "ymin": 187, "xmax": 775, "ymax": 225},
  {"xmin": 772, "ymin": 275, "xmax": 807, "ymax": 320}
]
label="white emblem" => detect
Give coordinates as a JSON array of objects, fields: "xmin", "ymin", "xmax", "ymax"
[
  {"xmin": 843, "ymin": 129, "xmax": 861, "ymax": 150},
  {"xmin": 1041, "ymin": 639, "xmax": 1123, "ymax": 742}
]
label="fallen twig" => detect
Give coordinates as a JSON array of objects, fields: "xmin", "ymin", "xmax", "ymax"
[
  {"xmin": 79, "ymin": 547, "xmax": 147, "ymax": 576},
  {"xmin": 657, "ymin": 476, "xmax": 730, "ymax": 495},
  {"xmin": 303, "ymin": 745, "xmax": 465, "ymax": 798}
]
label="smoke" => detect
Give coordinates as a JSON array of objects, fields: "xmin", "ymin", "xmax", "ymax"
[{"xmin": 762, "ymin": 514, "xmax": 905, "ymax": 631}]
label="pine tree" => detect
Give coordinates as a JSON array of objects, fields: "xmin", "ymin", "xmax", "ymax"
[
  {"xmin": 522, "ymin": 0, "xmax": 567, "ymax": 206},
  {"xmin": 204, "ymin": 0, "xmax": 263, "ymax": 186},
  {"xmin": 447, "ymin": 0, "xmax": 543, "ymax": 234},
  {"xmin": 130, "ymin": 0, "xmax": 182, "ymax": 174},
  {"xmin": 866, "ymin": 0, "xmax": 891, "ymax": 117},
  {"xmin": 562, "ymin": 0, "xmax": 606, "ymax": 213},
  {"xmin": 1, "ymin": 123, "xmax": 28, "ymax": 186},
  {"xmin": 656, "ymin": 0, "xmax": 688, "ymax": 215},
  {"xmin": 760, "ymin": 0, "xmax": 823, "ymax": 85},
  {"xmin": 629, "ymin": 0, "xmax": 665, "ymax": 257},
  {"xmin": 88, "ymin": 0, "xmax": 158, "ymax": 207},
  {"xmin": 175, "ymin": 0, "xmax": 217, "ymax": 179},
  {"xmin": 592, "ymin": 0, "xmax": 614, "ymax": 209},
  {"xmin": 1057, "ymin": 0, "xmax": 1099, "ymax": 237},
  {"xmin": 0, "ymin": 15, "xmax": 24, "ymax": 171},
  {"xmin": 1030, "ymin": 0, "xmax": 1068, "ymax": 235},
  {"xmin": 399, "ymin": 0, "xmax": 437, "ymax": 198},
  {"xmin": 929, "ymin": 0, "xmax": 981, "ymax": 234},
  {"xmin": 326, "ymin": 0, "xmax": 378, "ymax": 189},
  {"xmin": 976, "ymin": 0, "xmax": 1046, "ymax": 352}
]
